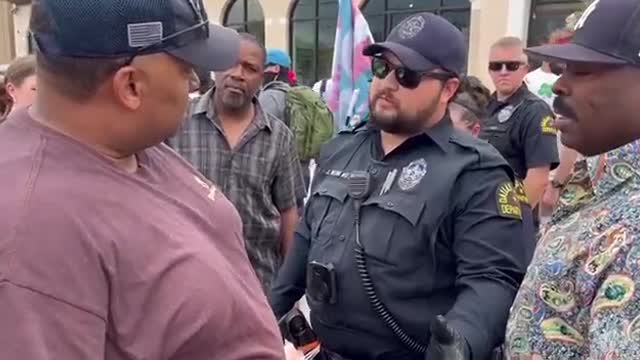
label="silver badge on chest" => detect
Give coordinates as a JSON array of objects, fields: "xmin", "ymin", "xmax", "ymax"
[
  {"xmin": 497, "ymin": 105, "xmax": 515, "ymax": 123},
  {"xmin": 398, "ymin": 158, "xmax": 428, "ymax": 191}
]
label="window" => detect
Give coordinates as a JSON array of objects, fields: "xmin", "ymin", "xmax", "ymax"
[
  {"xmin": 28, "ymin": 32, "xmax": 35, "ymax": 54},
  {"xmin": 224, "ymin": 0, "xmax": 265, "ymax": 44},
  {"xmin": 362, "ymin": 0, "xmax": 471, "ymax": 45},
  {"xmin": 528, "ymin": 0, "xmax": 583, "ymax": 46},
  {"xmin": 290, "ymin": 0, "xmax": 339, "ymax": 86}
]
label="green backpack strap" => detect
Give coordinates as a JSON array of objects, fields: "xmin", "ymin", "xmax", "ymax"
[{"xmin": 285, "ymin": 86, "xmax": 335, "ymax": 162}]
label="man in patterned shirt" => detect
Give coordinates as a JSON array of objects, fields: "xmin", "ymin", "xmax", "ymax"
[
  {"xmin": 168, "ymin": 33, "xmax": 305, "ymax": 293},
  {"xmin": 505, "ymin": 0, "xmax": 640, "ymax": 359}
]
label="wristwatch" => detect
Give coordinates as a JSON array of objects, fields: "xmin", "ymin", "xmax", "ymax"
[{"xmin": 550, "ymin": 178, "xmax": 567, "ymax": 189}]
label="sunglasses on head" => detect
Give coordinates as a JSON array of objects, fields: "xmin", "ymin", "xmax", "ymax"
[
  {"xmin": 488, "ymin": 61, "xmax": 525, "ymax": 72},
  {"xmin": 371, "ymin": 57, "xmax": 454, "ymax": 89}
]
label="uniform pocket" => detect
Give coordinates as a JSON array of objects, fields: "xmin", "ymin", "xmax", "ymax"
[
  {"xmin": 308, "ymin": 177, "xmax": 349, "ymax": 247},
  {"xmin": 482, "ymin": 124, "xmax": 515, "ymax": 159},
  {"xmin": 360, "ymin": 193, "xmax": 426, "ymax": 266}
]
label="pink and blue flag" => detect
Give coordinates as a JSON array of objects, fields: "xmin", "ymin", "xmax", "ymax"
[{"xmin": 326, "ymin": 0, "xmax": 374, "ymax": 131}]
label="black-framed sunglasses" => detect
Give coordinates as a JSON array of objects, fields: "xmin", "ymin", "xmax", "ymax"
[
  {"xmin": 488, "ymin": 61, "xmax": 525, "ymax": 72},
  {"xmin": 371, "ymin": 57, "xmax": 454, "ymax": 89},
  {"xmin": 123, "ymin": 0, "xmax": 209, "ymax": 66}
]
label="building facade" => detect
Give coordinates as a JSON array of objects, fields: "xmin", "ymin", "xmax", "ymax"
[{"xmin": 0, "ymin": 0, "xmax": 585, "ymax": 87}]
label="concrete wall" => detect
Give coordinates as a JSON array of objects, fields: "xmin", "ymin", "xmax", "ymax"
[
  {"xmin": 12, "ymin": 3, "xmax": 29, "ymax": 58},
  {"xmin": 468, "ymin": 0, "xmax": 511, "ymax": 89},
  {"xmin": 0, "ymin": 1, "xmax": 15, "ymax": 64}
]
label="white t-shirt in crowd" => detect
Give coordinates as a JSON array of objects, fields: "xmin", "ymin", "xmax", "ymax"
[
  {"xmin": 526, "ymin": 68, "xmax": 566, "ymax": 180},
  {"xmin": 312, "ymin": 79, "xmax": 332, "ymax": 102},
  {"xmin": 525, "ymin": 68, "xmax": 559, "ymax": 110}
]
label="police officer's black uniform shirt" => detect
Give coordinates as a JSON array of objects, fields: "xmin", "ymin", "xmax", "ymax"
[
  {"xmin": 270, "ymin": 116, "xmax": 533, "ymax": 360},
  {"xmin": 480, "ymin": 85, "xmax": 559, "ymax": 179}
]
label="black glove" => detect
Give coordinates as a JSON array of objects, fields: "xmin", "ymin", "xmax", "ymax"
[{"xmin": 425, "ymin": 315, "xmax": 470, "ymax": 360}]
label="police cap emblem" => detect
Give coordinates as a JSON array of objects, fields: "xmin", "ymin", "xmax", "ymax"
[
  {"xmin": 398, "ymin": 15, "xmax": 426, "ymax": 40},
  {"xmin": 398, "ymin": 158, "xmax": 427, "ymax": 191}
]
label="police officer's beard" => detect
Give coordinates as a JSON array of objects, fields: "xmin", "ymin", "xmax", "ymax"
[{"xmin": 370, "ymin": 94, "xmax": 441, "ymax": 135}]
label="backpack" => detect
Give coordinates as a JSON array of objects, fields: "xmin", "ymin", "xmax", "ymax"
[{"xmin": 266, "ymin": 82, "xmax": 335, "ymax": 162}]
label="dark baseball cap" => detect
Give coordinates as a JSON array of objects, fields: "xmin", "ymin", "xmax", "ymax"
[
  {"xmin": 30, "ymin": 0, "xmax": 240, "ymax": 72},
  {"xmin": 526, "ymin": 0, "xmax": 640, "ymax": 65},
  {"xmin": 363, "ymin": 12, "xmax": 466, "ymax": 75}
]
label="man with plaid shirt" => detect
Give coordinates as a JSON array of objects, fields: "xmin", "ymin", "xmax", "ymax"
[{"xmin": 168, "ymin": 34, "xmax": 305, "ymax": 293}]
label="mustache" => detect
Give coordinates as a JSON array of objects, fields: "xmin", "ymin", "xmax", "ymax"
[
  {"xmin": 553, "ymin": 97, "xmax": 577, "ymax": 119},
  {"xmin": 372, "ymin": 92, "xmax": 398, "ymax": 105}
]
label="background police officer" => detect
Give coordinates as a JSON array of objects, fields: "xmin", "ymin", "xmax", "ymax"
[
  {"xmin": 481, "ymin": 37, "xmax": 559, "ymax": 216},
  {"xmin": 271, "ymin": 13, "xmax": 532, "ymax": 360}
]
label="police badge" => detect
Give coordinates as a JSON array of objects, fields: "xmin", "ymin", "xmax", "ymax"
[
  {"xmin": 498, "ymin": 105, "xmax": 515, "ymax": 123},
  {"xmin": 398, "ymin": 159, "xmax": 428, "ymax": 191}
]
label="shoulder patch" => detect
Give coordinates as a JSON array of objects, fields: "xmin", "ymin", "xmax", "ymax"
[
  {"xmin": 496, "ymin": 181, "xmax": 523, "ymax": 220},
  {"xmin": 541, "ymin": 115, "xmax": 557, "ymax": 135}
]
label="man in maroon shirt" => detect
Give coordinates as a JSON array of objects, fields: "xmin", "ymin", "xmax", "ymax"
[{"xmin": 0, "ymin": 1, "xmax": 283, "ymax": 359}]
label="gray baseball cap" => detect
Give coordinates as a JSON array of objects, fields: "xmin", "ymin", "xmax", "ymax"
[{"xmin": 363, "ymin": 12, "xmax": 467, "ymax": 75}]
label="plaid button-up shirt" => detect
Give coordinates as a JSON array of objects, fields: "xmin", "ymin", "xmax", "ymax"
[{"xmin": 167, "ymin": 88, "xmax": 304, "ymax": 291}]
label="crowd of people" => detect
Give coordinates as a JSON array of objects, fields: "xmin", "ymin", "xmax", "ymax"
[{"xmin": 1, "ymin": 0, "xmax": 640, "ymax": 359}]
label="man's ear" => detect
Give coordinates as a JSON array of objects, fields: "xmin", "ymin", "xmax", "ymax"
[
  {"xmin": 442, "ymin": 78, "xmax": 461, "ymax": 104},
  {"xmin": 471, "ymin": 123, "xmax": 481, "ymax": 137},
  {"xmin": 5, "ymin": 82, "xmax": 17, "ymax": 100},
  {"xmin": 265, "ymin": 64, "xmax": 280, "ymax": 74},
  {"xmin": 112, "ymin": 65, "xmax": 145, "ymax": 111}
]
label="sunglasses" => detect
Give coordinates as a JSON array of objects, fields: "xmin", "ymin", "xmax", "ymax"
[
  {"xmin": 371, "ymin": 57, "xmax": 453, "ymax": 89},
  {"xmin": 488, "ymin": 61, "xmax": 525, "ymax": 72}
]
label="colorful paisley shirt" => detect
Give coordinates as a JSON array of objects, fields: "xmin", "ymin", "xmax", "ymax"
[{"xmin": 505, "ymin": 140, "xmax": 640, "ymax": 360}]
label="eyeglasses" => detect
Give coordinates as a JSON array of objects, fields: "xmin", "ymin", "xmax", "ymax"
[
  {"xmin": 371, "ymin": 57, "xmax": 454, "ymax": 89},
  {"xmin": 124, "ymin": 0, "xmax": 209, "ymax": 66},
  {"xmin": 488, "ymin": 61, "xmax": 525, "ymax": 72}
]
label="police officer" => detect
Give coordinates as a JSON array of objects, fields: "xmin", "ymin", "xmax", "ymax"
[
  {"xmin": 271, "ymin": 13, "xmax": 532, "ymax": 360},
  {"xmin": 480, "ymin": 37, "xmax": 559, "ymax": 218}
]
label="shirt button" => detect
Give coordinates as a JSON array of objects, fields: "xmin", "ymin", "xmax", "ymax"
[
  {"xmin": 387, "ymin": 201, "xmax": 395, "ymax": 208},
  {"xmin": 320, "ymin": 188, "xmax": 328, "ymax": 194},
  {"xmin": 371, "ymin": 168, "xmax": 379, "ymax": 176},
  {"xmin": 339, "ymin": 235, "xmax": 346, "ymax": 242}
]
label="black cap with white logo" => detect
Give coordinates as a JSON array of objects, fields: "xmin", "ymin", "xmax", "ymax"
[
  {"xmin": 363, "ymin": 12, "xmax": 467, "ymax": 76},
  {"xmin": 526, "ymin": 0, "xmax": 640, "ymax": 65}
]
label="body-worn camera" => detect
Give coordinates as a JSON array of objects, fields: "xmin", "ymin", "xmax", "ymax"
[{"xmin": 307, "ymin": 261, "xmax": 337, "ymax": 304}]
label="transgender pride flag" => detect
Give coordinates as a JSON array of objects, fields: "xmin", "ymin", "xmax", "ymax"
[{"xmin": 326, "ymin": 0, "xmax": 374, "ymax": 131}]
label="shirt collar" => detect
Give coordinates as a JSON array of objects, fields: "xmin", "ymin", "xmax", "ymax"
[
  {"xmin": 587, "ymin": 140, "xmax": 640, "ymax": 197},
  {"xmin": 423, "ymin": 114, "xmax": 454, "ymax": 152},
  {"xmin": 369, "ymin": 113, "xmax": 454, "ymax": 155},
  {"xmin": 491, "ymin": 84, "xmax": 529, "ymax": 107},
  {"xmin": 190, "ymin": 87, "xmax": 272, "ymax": 132}
]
